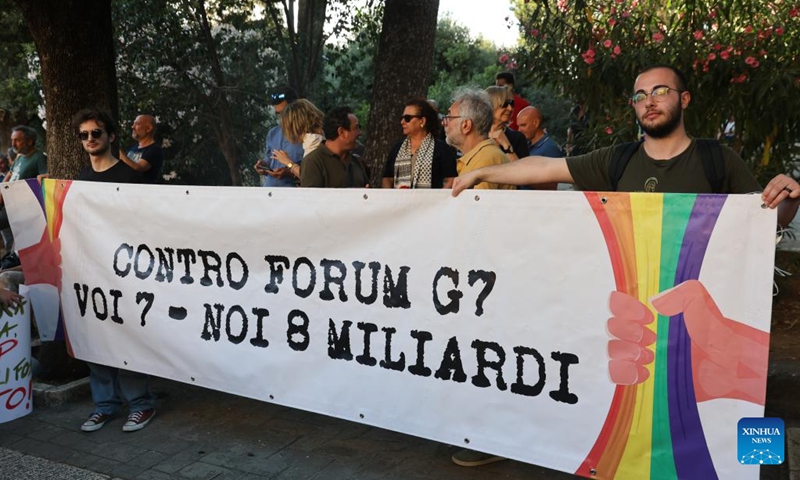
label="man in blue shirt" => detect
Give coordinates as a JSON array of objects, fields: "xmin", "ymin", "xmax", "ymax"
[
  {"xmin": 254, "ymin": 87, "xmax": 304, "ymax": 187},
  {"xmin": 515, "ymin": 106, "xmax": 562, "ymax": 190}
]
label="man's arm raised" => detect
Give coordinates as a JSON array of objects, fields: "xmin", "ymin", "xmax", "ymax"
[{"xmin": 451, "ymin": 155, "xmax": 574, "ymax": 196}]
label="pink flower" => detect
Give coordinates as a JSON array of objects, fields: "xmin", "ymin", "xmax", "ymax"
[
  {"xmin": 582, "ymin": 48, "xmax": 596, "ymax": 64},
  {"xmin": 720, "ymin": 50, "xmax": 730, "ymax": 60},
  {"xmin": 508, "ymin": 61, "xmax": 518, "ymax": 69},
  {"xmin": 714, "ymin": 43, "xmax": 722, "ymax": 50},
  {"xmin": 603, "ymin": 39, "xmax": 613, "ymax": 48},
  {"xmin": 708, "ymin": 52, "xmax": 716, "ymax": 61},
  {"xmin": 531, "ymin": 29, "xmax": 539, "ymax": 37},
  {"xmin": 609, "ymin": 18, "xmax": 617, "ymax": 27},
  {"xmin": 745, "ymin": 56, "xmax": 760, "ymax": 68},
  {"xmin": 791, "ymin": 7, "xmax": 799, "ymax": 18},
  {"xmin": 605, "ymin": 126, "xmax": 613, "ymax": 134},
  {"xmin": 613, "ymin": 45, "xmax": 621, "ymax": 55},
  {"xmin": 499, "ymin": 53, "xmax": 509, "ymax": 63},
  {"xmin": 709, "ymin": 10, "xmax": 717, "ymax": 18},
  {"xmin": 693, "ymin": 30, "xmax": 704, "ymax": 40},
  {"xmin": 557, "ymin": 0, "xmax": 568, "ymax": 12},
  {"xmin": 622, "ymin": 11, "xmax": 630, "ymax": 18},
  {"xmin": 744, "ymin": 25, "xmax": 753, "ymax": 33},
  {"xmin": 776, "ymin": 27, "xmax": 785, "ymax": 36},
  {"xmin": 731, "ymin": 73, "xmax": 748, "ymax": 83},
  {"xmin": 652, "ymin": 32, "xmax": 664, "ymax": 43}
]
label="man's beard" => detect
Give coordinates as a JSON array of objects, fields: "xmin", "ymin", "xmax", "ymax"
[
  {"xmin": 87, "ymin": 144, "xmax": 110, "ymax": 156},
  {"xmin": 639, "ymin": 102, "xmax": 682, "ymax": 138},
  {"xmin": 446, "ymin": 130, "xmax": 463, "ymax": 149}
]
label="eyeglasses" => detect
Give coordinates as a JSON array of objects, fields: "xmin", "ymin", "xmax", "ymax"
[
  {"xmin": 441, "ymin": 115, "xmax": 463, "ymax": 124},
  {"xmin": 78, "ymin": 129, "xmax": 105, "ymax": 141},
  {"xmin": 400, "ymin": 114, "xmax": 422, "ymax": 123},
  {"xmin": 630, "ymin": 86, "xmax": 683, "ymax": 105},
  {"xmin": 501, "ymin": 99, "xmax": 515, "ymax": 108}
]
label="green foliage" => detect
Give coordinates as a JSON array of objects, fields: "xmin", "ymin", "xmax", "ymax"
[
  {"xmin": 512, "ymin": 0, "xmax": 800, "ymax": 183},
  {"xmin": 113, "ymin": 0, "xmax": 283, "ymax": 185},
  {"xmin": 0, "ymin": 0, "xmax": 41, "ymax": 127}
]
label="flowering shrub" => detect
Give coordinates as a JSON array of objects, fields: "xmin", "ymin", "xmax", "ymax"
[{"xmin": 509, "ymin": 0, "xmax": 800, "ymax": 180}]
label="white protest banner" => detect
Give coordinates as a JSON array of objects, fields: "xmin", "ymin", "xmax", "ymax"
[
  {"xmin": 0, "ymin": 290, "xmax": 32, "ymax": 423},
  {"xmin": 4, "ymin": 179, "xmax": 776, "ymax": 480}
]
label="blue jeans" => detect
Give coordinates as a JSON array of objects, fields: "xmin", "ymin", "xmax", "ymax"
[{"xmin": 87, "ymin": 362, "xmax": 156, "ymax": 415}]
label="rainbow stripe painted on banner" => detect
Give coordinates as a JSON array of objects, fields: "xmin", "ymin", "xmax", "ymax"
[
  {"xmin": 40, "ymin": 178, "xmax": 72, "ymax": 242},
  {"xmin": 575, "ymin": 192, "xmax": 727, "ymax": 480}
]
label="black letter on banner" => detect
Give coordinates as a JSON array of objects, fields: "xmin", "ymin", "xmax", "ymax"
[
  {"xmin": 264, "ymin": 255, "xmax": 290, "ymax": 294},
  {"xmin": 408, "ymin": 330, "xmax": 432, "ymax": 377},
  {"xmin": 226, "ymin": 252, "xmax": 248, "ymax": 290},
  {"xmin": 468, "ymin": 270, "xmax": 496, "ymax": 317},
  {"xmin": 383, "ymin": 265, "xmax": 411, "ymax": 309},
  {"xmin": 91, "ymin": 288, "xmax": 108, "ymax": 320},
  {"xmin": 250, "ymin": 308, "xmax": 270, "ymax": 348},
  {"xmin": 113, "ymin": 244, "xmax": 133, "ymax": 278},
  {"xmin": 155, "ymin": 248, "xmax": 175, "ymax": 283},
  {"xmin": 292, "ymin": 257, "xmax": 316, "ymax": 298},
  {"xmin": 74, "ymin": 283, "xmax": 89, "ymax": 316},
  {"xmin": 434, "ymin": 336, "xmax": 467, "ymax": 383},
  {"xmin": 286, "ymin": 309, "xmax": 310, "ymax": 351},
  {"xmin": 328, "ymin": 319, "xmax": 353, "ymax": 360},
  {"xmin": 135, "ymin": 245, "xmax": 155, "ymax": 279},
  {"xmin": 109, "ymin": 290, "xmax": 124, "ymax": 324},
  {"xmin": 471, "ymin": 340, "xmax": 507, "ymax": 390},
  {"xmin": 201, "ymin": 303, "xmax": 223, "ymax": 341},
  {"xmin": 319, "ymin": 259, "xmax": 347, "ymax": 302},
  {"xmin": 379, "ymin": 327, "xmax": 405, "ymax": 371},
  {"xmin": 355, "ymin": 322, "xmax": 377, "ymax": 366},
  {"xmin": 549, "ymin": 352, "xmax": 579, "ymax": 404},
  {"xmin": 198, "ymin": 250, "xmax": 224, "ymax": 287},
  {"xmin": 176, "ymin": 249, "xmax": 197, "ymax": 285},
  {"xmin": 510, "ymin": 346, "xmax": 546, "ymax": 397},
  {"xmin": 225, "ymin": 305, "xmax": 247, "ymax": 344},
  {"xmin": 136, "ymin": 292, "xmax": 154, "ymax": 327},
  {"xmin": 353, "ymin": 261, "xmax": 379, "ymax": 305},
  {"xmin": 432, "ymin": 267, "xmax": 462, "ymax": 315}
]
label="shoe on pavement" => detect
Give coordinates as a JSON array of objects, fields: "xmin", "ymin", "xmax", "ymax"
[
  {"xmin": 122, "ymin": 409, "xmax": 156, "ymax": 432},
  {"xmin": 81, "ymin": 412, "xmax": 114, "ymax": 432},
  {"xmin": 451, "ymin": 448, "xmax": 506, "ymax": 467}
]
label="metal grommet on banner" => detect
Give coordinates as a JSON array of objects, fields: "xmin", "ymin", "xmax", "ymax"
[
  {"xmin": 185, "ymin": 190, "xmax": 190, "ymax": 195},
  {"xmin": 269, "ymin": 395, "xmax": 274, "ymax": 400},
  {"xmin": 190, "ymin": 376, "xmax": 195, "ymax": 381},
  {"xmin": 359, "ymin": 413, "xmax": 364, "ymax": 419},
  {"xmin": 761, "ymin": 203, "xmax": 769, "ymax": 209},
  {"xmin": 363, "ymin": 194, "xmax": 368, "ymax": 200},
  {"xmin": 463, "ymin": 438, "xmax": 470, "ymax": 444},
  {"xmin": 268, "ymin": 191, "xmax": 272, "ymax": 197},
  {"xmin": 589, "ymin": 467, "xmax": 597, "ymax": 476},
  {"xmin": 600, "ymin": 197, "xmax": 608, "ymax": 204},
  {"xmin": 474, "ymin": 195, "xmax": 480, "ymax": 201},
  {"xmin": 116, "ymin": 187, "xmax": 120, "ymax": 191}
]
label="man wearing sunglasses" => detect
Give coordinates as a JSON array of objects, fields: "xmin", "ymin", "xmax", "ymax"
[
  {"xmin": 119, "ymin": 114, "xmax": 164, "ymax": 184},
  {"xmin": 72, "ymin": 109, "xmax": 154, "ymax": 434},
  {"xmin": 254, "ymin": 86, "xmax": 304, "ymax": 187}
]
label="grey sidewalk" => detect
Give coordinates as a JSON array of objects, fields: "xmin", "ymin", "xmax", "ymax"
[{"xmin": 0, "ymin": 377, "xmax": 577, "ymax": 480}]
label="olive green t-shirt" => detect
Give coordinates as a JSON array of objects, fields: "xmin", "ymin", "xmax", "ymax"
[
  {"xmin": 565, "ymin": 139, "xmax": 761, "ymax": 193},
  {"xmin": 300, "ymin": 143, "xmax": 368, "ymax": 188}
]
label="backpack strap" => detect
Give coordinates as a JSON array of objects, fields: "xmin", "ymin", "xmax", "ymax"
[
  {"xmin": 696, "ymin": 139, "xmax": 725, "ymax": 193},
  {"xmin": 608, "ymin": 140, "xmax": 644, "ymax": 191}
]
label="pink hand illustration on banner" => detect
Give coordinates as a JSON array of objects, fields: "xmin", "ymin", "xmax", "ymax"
[
  {"xmin": 606, "ymin": 281, "xmax": 769, "ymax": 405},
  {"xmin": 651, "ymin": 280, "xmax": 768, "ymax": 405},
  {"xmin": 606, "ymin": 291, "xmax": 656, "ymax": 385}
]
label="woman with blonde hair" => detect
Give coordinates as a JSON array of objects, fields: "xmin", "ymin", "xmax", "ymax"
[
  {"xmin": 484, "ymin": 85, "xmax": 528, "ymax": 162},
  {"xmin": 272, "ymin": 99, "xmax": 325, "ymax": 179}
]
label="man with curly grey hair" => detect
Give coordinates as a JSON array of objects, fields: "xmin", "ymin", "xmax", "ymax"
[{"xmin": 442, "ymin": 88, "xmax": 514, "ymax": 190}]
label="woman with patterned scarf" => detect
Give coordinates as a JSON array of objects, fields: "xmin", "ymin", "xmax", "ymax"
[{"xmin": 381, "ymin": 98, "xmax": 457, "ymax": 189}]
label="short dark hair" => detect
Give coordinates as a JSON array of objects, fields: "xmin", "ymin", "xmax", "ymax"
[
  {"xmin": 269, "ymin": 86, "xmax": 298, "ymax": 105},
  {"xmin": 495, "ymin": 71, "xmax": 516, "ymax": 86},
  {"xmin": 638, "ymin": 64, "xmax": 688, "ymax": 92},
  {"xmin": 322, "ymin": 106, "xmax": 354, "ymax": 140},
  {"xmin": 11, "ymin": 125, "xmax": 37, "ymax": 144},
  {"xmin": 405, "ymin": 98, "xmax": 441, "ymax": 136},
  {"xmin": 71, "ymin": 108, "xmax": 119, "ymax": 139}
]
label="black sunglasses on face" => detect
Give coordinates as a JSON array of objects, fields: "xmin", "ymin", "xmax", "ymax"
[
  {"xmin": 501, "ymin": 99, "xmax": 515, "ymax": 108},
  {"xmin": 400, "ymin": 114, "xmax": 422, "ymax": 123},
  {"xmin": 78, "ymin": 129, "xmax": 105, "ymax": 141}
]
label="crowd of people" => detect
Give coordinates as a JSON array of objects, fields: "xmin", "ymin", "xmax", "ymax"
[{"xmin": 2, "ymin": 65, "xmax": 799, "ymax": 468}]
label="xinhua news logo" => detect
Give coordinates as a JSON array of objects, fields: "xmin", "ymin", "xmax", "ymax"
[{"xmin": 738, "ymin": 417, "xmax": 784, "ymax": 465}]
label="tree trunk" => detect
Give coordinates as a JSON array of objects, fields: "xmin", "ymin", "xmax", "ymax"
[
  {"xmin": 15, "ymin": 0, "xmax": 119, "ymax": 180},
  {"xmin": 363, "ymin": 0, "xmax": 439, "ymax": 186}
]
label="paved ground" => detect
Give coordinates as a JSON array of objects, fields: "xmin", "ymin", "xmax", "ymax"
[{"xmin": 0, "ymin": 378, "xmax": 579, "ymax": 480}]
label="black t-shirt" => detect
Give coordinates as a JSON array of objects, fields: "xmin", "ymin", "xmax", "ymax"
[
  {"xmin": 126, "ymin": 143, "xmax": 164, "ymax": 184},
  {"xmin": 382, "ymin": 138, "xmax": 458, "ymax": 188},
  {"xmin": 505, "ymin": 127, "xmax": 529, "ymax": 160},
  {"xmin": 79, "ymin": 160, "xmax": 142, "ymax": 184},
  {"xmin": 565, "ymin": 139, "xmax": 761, "ymax": 193}
]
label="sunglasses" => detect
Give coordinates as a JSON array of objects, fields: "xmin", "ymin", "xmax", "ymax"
[
  {"xmin": 501, "ymin": 99, "xmax": 515, "ymax": 108},
  {"xmin": 78, "ymin": 129, "xmax": 105, "ymax": 141},
  {"xmin": 270, "ymin": 92, "xmax": 287, "ymax": 104},
  {"xmin": 400, "ymin": 114, "xmax": 422, "ymax": 123}
]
